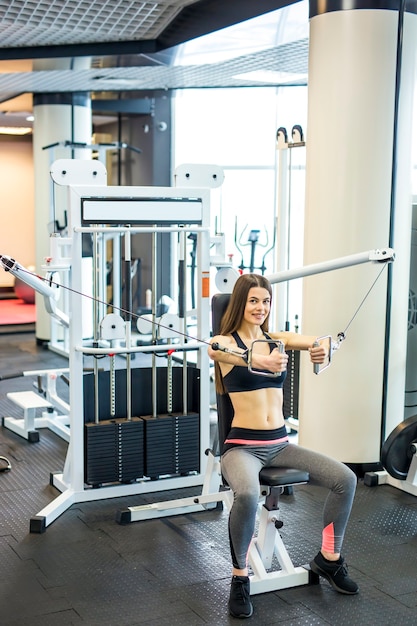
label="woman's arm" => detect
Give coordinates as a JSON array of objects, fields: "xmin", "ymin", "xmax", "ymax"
[
  {"xmin": 208, "ymin": 335, "xmax": 289, "ymax": 373},
  {"xmin": 208, "ymin": 335, "xmax": 248, "ymax": 367},
  {"xmin": 269, "ymin": 331, "xmax": 328, "ymax": 364}
]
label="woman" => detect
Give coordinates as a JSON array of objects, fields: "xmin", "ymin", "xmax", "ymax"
[{"xmin": 208, "ymin": 273, "xmax": 358, "ymax": 619}]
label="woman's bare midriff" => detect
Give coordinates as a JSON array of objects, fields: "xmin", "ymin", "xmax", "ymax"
[{"xmin": 229, "ymin": 387, "xmax": 285, "ymax": 430}]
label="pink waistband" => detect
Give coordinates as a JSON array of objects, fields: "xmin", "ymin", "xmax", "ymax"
[{"xmin": 224, "ymin": 435, "xmax": 289, "ymax": 446}]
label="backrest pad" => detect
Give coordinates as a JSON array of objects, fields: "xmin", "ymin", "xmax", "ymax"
[{"xmin": 211, "ymin": 293, "xmax": 234, "ymax": 455}]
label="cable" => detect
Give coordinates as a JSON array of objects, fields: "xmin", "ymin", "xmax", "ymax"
[
  {"xmin": 339, "ymin": 264, "xmax": 388, "ymax": 339},
  {"xmin": 0, "ymin": 456, "xmax": 11, "ymax": 472},
  {"xmin": 13, "ymin": 265, "xmax": 213, "ymax": 348}
]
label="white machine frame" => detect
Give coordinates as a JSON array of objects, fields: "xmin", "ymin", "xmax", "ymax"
[{"xmin": 29, "ymin": 161, "xmax": 213, "ymax": 533}]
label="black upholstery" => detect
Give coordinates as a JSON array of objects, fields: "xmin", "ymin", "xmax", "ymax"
[
  {"xmin": 211, "ymin": 292, "xmax": 309, "ymax": 487},
  {"xmin": 211, "ymin": 293, "xmax": 239, "ymax": 456},
  {"xmin": 259, "ymin": 466, "xmax": 309, "ymax": 486},
  {"xmin": 211, "ymin": 292, "xmax": 231, "ymax": 336}
]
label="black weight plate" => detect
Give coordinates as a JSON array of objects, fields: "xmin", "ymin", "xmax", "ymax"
[{"xmin": 381, "ymin": 414, "xmax": 417, "ymax": 480}]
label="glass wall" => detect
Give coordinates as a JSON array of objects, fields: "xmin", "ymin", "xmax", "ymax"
[
  {"xmin": 172, "ymin": 3, "xmax": 310, "ymax": 329},
  {"xmin": 173, "ymin": 82, "xmax": 308, "ymax": 329}
]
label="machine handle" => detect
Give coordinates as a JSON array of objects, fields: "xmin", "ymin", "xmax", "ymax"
[
  {"xmin": 212, "ymin": 339, "xmax": 286, "ymax": 378},
  {"xmin": 312, "ymin": 336, "xmax": 333, "ymax": 375},
  {"xmin": 248, "ymin": 339, "xmax": 285, "ymax": 378}
]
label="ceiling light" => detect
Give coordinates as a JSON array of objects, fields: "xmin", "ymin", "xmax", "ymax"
[
  {"xmin": 233, "ymin": 70, "xmax": 307, "ymax": 85},
  {"xmin": 0, "ymin": 126, "xmax": 32, "ymax": 135},
  {"xmin": 93, "ymin": 77, "xmax": 144, "ymax": 87}
]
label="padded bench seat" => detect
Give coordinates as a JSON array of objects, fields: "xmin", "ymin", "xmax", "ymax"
[{"xmin": 259, "ymin": 467, "xmax": 309, "ymax": 487}]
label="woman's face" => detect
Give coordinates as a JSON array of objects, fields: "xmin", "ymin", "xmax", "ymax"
[{"xmin": 243, "ymin": 287, "xmax": 271, "ymax": 327}]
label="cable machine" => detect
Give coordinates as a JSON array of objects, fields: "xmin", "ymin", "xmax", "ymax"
[
  {"xmin": 43, "ymin": 141, "xmax": 142, "ymax": 358},
  {"xmin": 274, "ymin": 124, "xmax": 306, "ymax": 432},
  {"xmin": 275, "ymin": 124, "xmax": 306, "ymax": 333},
  {"xmin": 22, "ymin": 159, "xmax": 214, "ymax": 533}
]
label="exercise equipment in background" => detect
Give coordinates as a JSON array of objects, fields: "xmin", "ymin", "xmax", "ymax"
[
  {"xmin": 234, "ymin": 220, "xmax": 275, "ymax": 275},
  {"xmin": 365, "ymin": 415, "xmax": 417, "ymax": 496},
  {"xmin": 15, "ymin": 159, "xmax": 215, "ymax": 533},
  {"xmin": 0, "ymin": 367, "xmax": 70, "ymax": 442}
]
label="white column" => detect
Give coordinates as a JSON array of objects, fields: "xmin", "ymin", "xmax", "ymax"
[
  {"xmin": 298, "ymin": 5, "xmax": 417, "ymax": 467},
  {"xmin": 32, "ymin": 58, "xmax": 92, "ymax": 342}
]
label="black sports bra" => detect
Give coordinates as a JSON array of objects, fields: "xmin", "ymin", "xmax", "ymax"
[{"xmin": 222, "ymin": 331, "xmax": 287, "ymax": 393}]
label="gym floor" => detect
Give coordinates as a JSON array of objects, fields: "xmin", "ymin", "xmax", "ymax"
[{"xmin": 1, "ymin": 332, "xmax": 417, "ymax": 626}]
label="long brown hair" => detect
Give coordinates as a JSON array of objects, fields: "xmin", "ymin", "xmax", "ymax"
[{"xmin": 214, "ymin": 273, "xmax": 273, "ymax": 394}]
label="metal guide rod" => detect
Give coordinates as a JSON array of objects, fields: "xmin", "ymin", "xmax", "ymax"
[
  {"xmin": 124, "ymin": 227, "xmax": 132, "ymax": 421},
  {"xmin": 167, "ymin": 340, "xmax": 173, "ymax": 415},
  {"xmin": 111, "ymin": 233, "xmax": 121, "ymax": 324},
  {"xmin": 179, "ymin": 229, "xmax": 188, "ymax": 416},
  {"xmin": 93, "ymin": 231, "xmax": 100, "ymax": 424},
  {"xmin": 151, "ymin": 230, "xmax": 158, "ymax": 418}
]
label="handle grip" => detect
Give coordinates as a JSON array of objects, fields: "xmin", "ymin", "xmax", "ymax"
[
  {"xmin": 248, "ymin": 339, "xmax": 285, "ymax": 377},
  {"xmin": 313, "ymin": 341, "xmax": 320, "ymax": 375},
  {"xmin": 312, "ymin": 335, "xmax": 333, "ymax": 375}
]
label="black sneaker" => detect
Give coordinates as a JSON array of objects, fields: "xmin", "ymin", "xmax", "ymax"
[
  {"xmin": 310, "ymin": 552, "xmax": 359, "ymax": 595},
  {"xmin": 228, "ymin": 575, "xmax": 253, "ymax": 619}
]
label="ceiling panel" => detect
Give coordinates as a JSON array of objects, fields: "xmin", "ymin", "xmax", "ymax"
[
  {"xmin": 0, "ymin": 0, "xmax": 294, "ymax": 57},
  {"xmin": 0, "ymin": 0, "xmax": 307, "ymax": 123},
  {"xmin": 0, "ymin": 0, "xmax": 198, "ymax": 47},
  {"xmin": 0, "ymin": 39, "xmax": 308, "ymax": 97}
]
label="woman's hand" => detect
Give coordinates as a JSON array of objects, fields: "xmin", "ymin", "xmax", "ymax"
[
  {"xmin": 254, "ymin": 347, "xmax": 289, "ymax": 373},
  {"xmin": 309, "ymin": 341, "xmax": 328, "ymax": 364}
]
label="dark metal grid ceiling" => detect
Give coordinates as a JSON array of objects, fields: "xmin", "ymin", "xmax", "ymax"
[
  {"xmin": 0, "ymin": 0, "xmax": 297, "ymax": 53},
  {"xmin": 0, "ymin": 0, "xmax": 195, "ymax": 47},
  {"xmin": 0, "ymin": 41, "xmax": 308, "ymax": 95},
  {"xmin": 0, "ymin": 0, "xmax": 307, "ymax": 102}
]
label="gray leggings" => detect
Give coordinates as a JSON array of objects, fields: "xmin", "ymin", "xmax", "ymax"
[{"xmin": 221, "ymin": 443, "xmax": 357, "ymax": 570}]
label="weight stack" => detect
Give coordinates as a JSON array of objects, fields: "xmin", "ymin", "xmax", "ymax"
[
  {"xmin": 143, "ymin": 413, "xmax": 200, "ymax": 479},
  {"xmin": 84, "ymin": 417, "xmax": 144, "ymax": 486}
]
